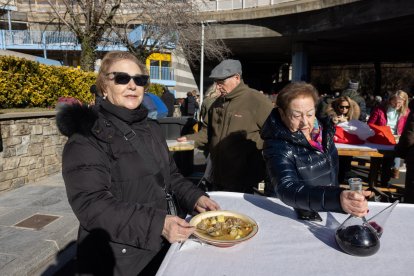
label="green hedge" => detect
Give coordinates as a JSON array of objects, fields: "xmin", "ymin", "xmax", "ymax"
[
  {"xmin": 0, "ymin": 55, "xmax": 96, "ymax": 108},
  {"xmin": 147, "ymin": 82, "xmax": 164, "ymax": 97}
]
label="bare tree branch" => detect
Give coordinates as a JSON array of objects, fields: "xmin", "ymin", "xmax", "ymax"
[
  {"xmin": 114, "ymin": 0, "xmax": 230, "ymax": 66},
  {"xmin": 0, "ymin": 0, "xmax": 16, "ymax": 16},
  {"xmin": 46, "ymin": 0, "xmax": 230, "ymax": 71},
  {"xmin": 46, "ymin": 0, "xmax": 122, "ymax": 71}
]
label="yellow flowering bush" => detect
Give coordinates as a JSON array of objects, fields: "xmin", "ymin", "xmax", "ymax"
[
  {"xmin": 0, "ymin": 56, "xmax": 96, "ymax": 108},
  {"xmin": 147, "ymin": 83, "xmax": 165, "ymax": 97}
]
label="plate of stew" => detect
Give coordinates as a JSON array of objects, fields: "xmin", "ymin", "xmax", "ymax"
[{"xmin": 189, "ymin": 210, "xmax": 258, "ymax": 247}]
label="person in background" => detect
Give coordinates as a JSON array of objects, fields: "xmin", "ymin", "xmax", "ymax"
[
  {"xmin": 325, "ymin": 96, "xmax": 360, "ymax": 124},
  {"xmin": 176, "ymin": 98, "xmax": 185, "ymax": 116},
  {"xmin": 161, "ymin": 86, "xmax": 175, "ymax": 117},
  {"xmin": 178, "ymin": 59, "xmax": 273, "ymax": 193},
  {"xmin": 198, "ymin": 83, "xmax": 221, "ymax": 160},
  {"xmin": 142, "ymin": 92, "xmax": 168, "ymax": 119},
  {"xmin": 55, "ymin": 96, "xmax": 82, "ymax": 111},
  {"xmin": 326, "ymin": 96, "xmax": 361, "ymax": 183},
  {"xmin": 194, "ymin": 91, "xmax": 201, "ymax": 119},
  {"xmin": 368, "ymin": 90, "xmax": 410, "ymax": 185},
  {"xmin": 200, "ymin": 83, "xmax": 220, "ymax": 123},
  {"xmin": 374, "ymin": 95, "xmax": 383, "ymax": 106},
  {"xmin": 141, "ymin": 91, "xmax": 157, "ymax": 119},
  {"xmin": 316, "ymin": 90, "xmax": 335, "ymax": 120},
  {"xmin": 341, "ymin": 80, "xmax": 368, "ymax": 122},
  {"xmin": 183, "ymin": 90, "xmax": 198, "ymax": 117},
  {"xmin": 395, "ymin": 99, "xmax": 414, "ymax": 203},
  {"xmin": 261, "ymin": 82, "xmax": 371, "ymax": 220},
  {"xmin": 56, "ymin": 51, "xmax": 219, "ymax": 275}
]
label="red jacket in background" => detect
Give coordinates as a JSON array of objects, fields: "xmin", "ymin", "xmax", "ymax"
[{"xmin": 367, "ymin": 105, "xmax": 410, "ymax": 135}]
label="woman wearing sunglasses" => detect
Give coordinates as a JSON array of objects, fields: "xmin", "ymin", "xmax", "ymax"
[
  {"xmin": 326, "ymin": 96, "xmax": 360, "ymax": 124},
  {"xmin": 56, "ymin": 51, "xmax": 219, "ymax": 275},
  {"xmin": 325, "ymin": 96, "xmax": 361, "ymax": 183}
]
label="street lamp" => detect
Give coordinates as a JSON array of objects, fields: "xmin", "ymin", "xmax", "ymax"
[
  {"xmin": 200, "ymin": 22, "xmax": 205, "ymax": 112},
  {"xmin": 199, "ymin": 20, "xmax": 216, "ymax": 120}
]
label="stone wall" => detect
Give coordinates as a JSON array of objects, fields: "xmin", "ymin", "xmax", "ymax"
[{"xmin": 0, "ymin": 111, "xmax": 66, "ymax": 192}]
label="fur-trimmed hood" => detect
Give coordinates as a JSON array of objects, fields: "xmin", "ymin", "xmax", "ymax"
[{"xmin": 56, "ymin": 104, "xmax": 99, "ymax": 137}]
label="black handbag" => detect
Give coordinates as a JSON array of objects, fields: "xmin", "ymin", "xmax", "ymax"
[{"xmin": 102, "ymin": 110, "xmax": 186, "ymax": 218}]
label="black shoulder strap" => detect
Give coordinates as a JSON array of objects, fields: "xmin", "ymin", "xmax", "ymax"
[
  {"xmin": 100, "ymin": 110, "xmax": 160, "ymax": 178},
  {"xmin": 101, "ymin": 110, "xmax": 187, "ymax": 216}
]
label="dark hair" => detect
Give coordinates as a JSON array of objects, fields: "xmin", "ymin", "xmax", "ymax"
[
  {"xmin": 276, "ymin": 82, "xmax": 319, "ymax": 111},
  {"xmin": 96, "ymin": 51, "xmax": 148, "ymax": 97},
  {"xmin": 331, "ymin": 96, "xmax": 351, "ymax": 114}
]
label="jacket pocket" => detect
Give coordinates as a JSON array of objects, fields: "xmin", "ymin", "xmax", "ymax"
[{"xmin": 109, "ymin": 241, "xmax": 159, "ymax": 275}]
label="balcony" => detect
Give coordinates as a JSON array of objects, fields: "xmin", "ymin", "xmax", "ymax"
[
  {"xmin": 149, "ymin": 66, "xmax": 176, "ymax": 86},
  {"xmin": 0, "ymin": 30, "xmax": 127, "ymax": 52}
]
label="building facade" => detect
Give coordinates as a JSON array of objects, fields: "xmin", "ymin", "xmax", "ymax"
[{"xmin": 0, "ymin": 0, "xmax": 198, "ymax": 98}]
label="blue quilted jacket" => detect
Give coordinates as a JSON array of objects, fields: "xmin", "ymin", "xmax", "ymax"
[{"xmin": 261, "ymin": 108, "xmax": 344, "ymax": 212}]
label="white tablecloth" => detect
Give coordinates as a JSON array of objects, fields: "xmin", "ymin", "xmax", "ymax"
[{"xmin": 156, "ymin": 192, "xmax": 414, "ymax": 276}]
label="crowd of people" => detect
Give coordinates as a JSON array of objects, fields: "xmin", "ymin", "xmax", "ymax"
[{"xmin": 56, "ymin": 51, "xmax": 413, "ymax": 275}]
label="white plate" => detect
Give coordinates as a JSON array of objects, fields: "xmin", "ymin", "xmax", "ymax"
[{"xmin": 189, "ymin": 210, "xmax": 258, "ymax": 247}]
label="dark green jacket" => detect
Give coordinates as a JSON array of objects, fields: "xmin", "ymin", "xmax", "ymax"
[{"xmin": 187, "ymin": 81, "xmax": 273, "ymax": 192}]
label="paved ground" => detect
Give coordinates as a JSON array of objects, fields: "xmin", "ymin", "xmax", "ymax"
[{"xmin": 0, "ymin": 173, "xmax": 78, "ymax": 276}]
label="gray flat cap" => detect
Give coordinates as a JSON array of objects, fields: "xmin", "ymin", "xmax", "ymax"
[{"xmin": 209, "ymin": 59, "xmax": 242, "ymax": 80}]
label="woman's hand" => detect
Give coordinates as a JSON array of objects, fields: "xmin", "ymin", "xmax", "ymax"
[
  {"xmin": 162, "ymin": 215, "xmax": 195, "ymax": 243},
  {"xmin": 337, "ymin": 115, "xmax": 348, "ymax": 123},
  {"xmin": 340, "ymin": 190, "xmax": 372, "ymax": 217},
  {"xmin": 194, "ymin": 196, "xmax": 220, "ymax": 213},
  {"xmin": 177, "ymin": 136, "xmax": 187, "ymax": 142}
]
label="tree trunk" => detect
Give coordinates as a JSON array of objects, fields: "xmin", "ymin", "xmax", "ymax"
[{"xmin": 80, "ymin": 38, "xmax": 97, "ymax": 72}]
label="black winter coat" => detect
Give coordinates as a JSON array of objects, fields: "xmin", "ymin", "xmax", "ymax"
[
  {"xmin": 261, "ymin": 108, "xmax": 344, "ymax": 213},
  {"xmin": 184, "ymin": 95, "xmax": 198, "ymax": 116},
  {"xmin": 161, "ymin": 90, "xmax": 175, "ymax": 117},
  {"xmin": 56, "ymin": 100, "xmax": 206, "ymax": 275}
]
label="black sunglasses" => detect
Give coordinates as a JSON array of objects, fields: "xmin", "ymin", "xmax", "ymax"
[
  {"xmin": 107, "ymin": 72, "xmax": 149, "ymax": 86},
  {"xmin": 339, "ymin": 105, "xmax": 350, "ymax": 109}
]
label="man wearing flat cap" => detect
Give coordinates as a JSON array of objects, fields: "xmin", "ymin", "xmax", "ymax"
[{"xmin": 178, "ymin": 59, "xmax": 273, "ymax": 193}]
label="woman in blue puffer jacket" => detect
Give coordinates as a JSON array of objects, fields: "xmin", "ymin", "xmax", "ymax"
[{"xmin": 261, "ymin": 82, "xmax": 371, "ymax": 220}]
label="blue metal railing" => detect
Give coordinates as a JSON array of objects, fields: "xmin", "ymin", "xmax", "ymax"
[
  {"xmin": 149, "ymin": 66, "xmax": 174, "ymax": 81},
  {"xmin": 0, "ymin": 29, "xmax": 126, "ymax": 51},
  {"xmin": 198, "ymin": 0, "xmax": 296, "ymax": 11}
]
